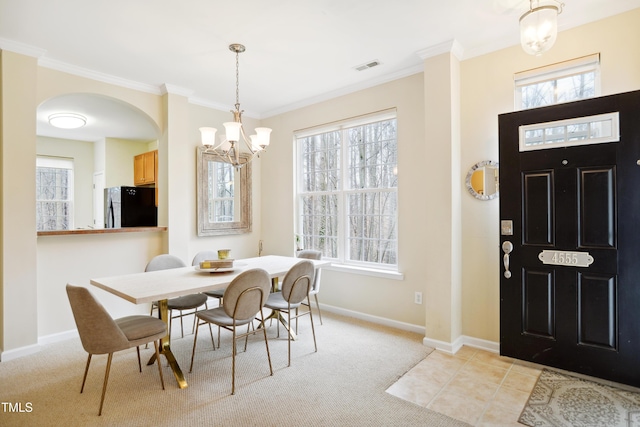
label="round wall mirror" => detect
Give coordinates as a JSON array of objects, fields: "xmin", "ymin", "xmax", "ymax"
[{"xmin": 466, "ymin": 160, "xmax": 499, "ymax": 200}]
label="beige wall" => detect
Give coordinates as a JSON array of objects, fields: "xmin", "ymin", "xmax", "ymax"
[
  {"xmin": 0, "ymin": 8, "xmax": 639, "ymax": 359},
  {"xmin": 459, "ymin": 8, "xmax": 640, "ymax": 343},
  {"xmin": 260, "ymin": 73, "xmax": 429, "ymax": 328}
]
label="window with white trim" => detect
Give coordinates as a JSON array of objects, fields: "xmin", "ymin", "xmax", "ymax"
[
  {"xmin": 36, "ymin": 157, "xmax": 74, "ymax": 231},
  {"xmin": 296, "ymin": 110, "xmax": 398, "ymax": 270},
  {"xmin": 515, "ymin": 54, "xmax": 601, "ymax": 110}
]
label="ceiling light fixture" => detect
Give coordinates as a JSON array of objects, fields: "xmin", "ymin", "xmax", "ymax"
[
  {"xmin": 48, "ymin": 113, "xmax": 87, "ymax": 129},
  {"xmin": 200, "ymin": 44, "xmax": 272, "ymax": 169},
  {"xmin": 520, "ymin": 0, "xmax": 564, "ymax": 56}
]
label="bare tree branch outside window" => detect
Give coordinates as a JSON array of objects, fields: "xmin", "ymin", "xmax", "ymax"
[{"xmin": 297, "ymin": 116, "xmax": 398, "ymax": 268}]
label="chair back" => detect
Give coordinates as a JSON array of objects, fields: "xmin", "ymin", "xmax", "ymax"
[
  {"xmin": 145, "ymin": 254, "xmax": 187, "ymax": 272},
  {"xmin": 281, "ymin": 260, "xmax": 315, "ymax": 304},
  {"xmin": 66, "ymin": 284, "xmax": 129, "ymax": 354},
  {"xmin": 223, "ymin": 268, "xmax": 270, "ymax": 321},
  {"xmin": 192, "ymin": 251, "xmax": 218, "ymax": 266},
  {"xmin": 297, "ymin": 250, "xmax": 322, "ymax": 293}
]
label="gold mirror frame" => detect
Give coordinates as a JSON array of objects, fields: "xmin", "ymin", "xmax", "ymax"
[
  {"xmin": 196, "ymin": 147, "xmax": 252, "ymax": 236},
  {"xmin": 465, "ymin": 160, "xmax": 499, "ymax": 201}
]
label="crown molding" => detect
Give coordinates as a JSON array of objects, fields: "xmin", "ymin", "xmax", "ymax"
[
  {"xmin": 161, "ymin": 84, "xmax": 194, "ymax": 98},
  {"xmin": 0, "ymin": 37, "xmax": 47, "ymax": 58},
  {"xmin": 417, "ymin": 39, "xmax": 465, "ymax": 61},
  {"xmin": 38, "ymin": 57, "xmax": 163, "ymax": 95},
  {"xmin": 261, "ymin": 63, "xmax": 424, "ymax": 119}
]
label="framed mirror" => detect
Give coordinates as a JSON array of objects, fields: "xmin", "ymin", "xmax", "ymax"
[
  {"xmin": 466, "ymin": 160, "xmax": 499, "ymax": 201},
  {"xmin": 196, "ymin": 147, "xmax": 252, "ymax": 236}
]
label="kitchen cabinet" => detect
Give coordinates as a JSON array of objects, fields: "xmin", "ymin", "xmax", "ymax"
[{"xmin": 134, "ymin": 150, "xmax": 157, "ymax": 186}]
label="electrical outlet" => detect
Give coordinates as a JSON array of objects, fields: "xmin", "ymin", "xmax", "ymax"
[{"xmin": 414, "ymin": 291, "xmax": 422, "ymax": 305}]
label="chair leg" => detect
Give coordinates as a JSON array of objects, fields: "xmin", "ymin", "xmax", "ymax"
[
  {"xmin": 260, "ymin": 307, "xmax": 273, "ymax": 377},
  {"xmin": 231, "ymin": 326, "xmax": 237, "ymax": 395},
  {"xmin": 98, "ymin": 353, "xmax": 114, "ymax": 416},
  {"xmin": 189, "ymin": 321, "xmax": 201, "ymax": 373},
  {"xmin": 179, "ymin": 310, "xmax": 185, "ymax": 338},
  {"xmin": 207, "ymin": 324, "xmax": 216, "ymax": 350},
  {"xmin": 314, "ymin": 294, "xmax": 323, "ymax": 325},
  {"xmin": 287, "ymin": 309, "xmax": 292, "ymax": 367},
  {"xmin": 81, "ymin": 354, "xmax": 92, "ymax": 393},
  {"xmin": 308, "ymin": 296, "xmax": 318, "ymax": 353},
  {"xmin": 136, "ymin": 346, "xmax": 142, "ymax": 372},
  {"xmin": 153, "ymin": 340, "xmax": 165, "ymax": 390}
]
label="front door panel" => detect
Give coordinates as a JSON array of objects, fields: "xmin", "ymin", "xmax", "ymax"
[{"xmin": 499, "ymin": 90, "xmax": 640, "ymax": 387}]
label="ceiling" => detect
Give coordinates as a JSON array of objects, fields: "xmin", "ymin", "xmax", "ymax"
[{"xmin": 1, "ymin": 0, "xmax": 639, "ymax": 141}]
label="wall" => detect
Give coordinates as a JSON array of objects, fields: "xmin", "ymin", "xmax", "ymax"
[
  {"xmin": 459, "ymin": 8, "xmax": 640, "ymax": 343},
  {"xmin": 1, "ymin": 8, "xmax": 639, "ymax": 360},
  {"xmin": 260, "ymin": 73, "xmax": 429, "ymax": 329},
  {"xmin": 260, "ymin": 9, "xmax": 640, "ymax": 348}
]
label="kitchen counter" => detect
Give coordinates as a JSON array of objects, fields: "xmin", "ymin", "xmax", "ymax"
[{"xmin": 37, "ymin": 226, "xmax": 167, "ymax": 237}]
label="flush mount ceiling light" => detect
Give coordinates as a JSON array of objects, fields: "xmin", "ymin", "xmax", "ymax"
[
  {"xmin": 199, "ymin": 43, "xmax": 272, "ymax": 169},
  {"xmin": 48, "ymin": 113, "xmax": 87, "ymax": 129},
  {"xmin": 520, "ymin": 0, "xmax": 564, "ymax": 56}
]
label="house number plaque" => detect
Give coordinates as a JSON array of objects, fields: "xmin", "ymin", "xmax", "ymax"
[{"xmin": 538, "ymin": 250, "xmax": 594, "ymax": 268}]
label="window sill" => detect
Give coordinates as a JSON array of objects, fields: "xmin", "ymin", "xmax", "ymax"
[{"xmin": 324, "ymin": 263, "xmax": 404, "ymax": 280}]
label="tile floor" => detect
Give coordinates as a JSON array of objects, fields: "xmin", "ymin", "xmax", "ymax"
[{"xmin": 386, "ymin": 346, "xmax": 542, "ymax": 426}]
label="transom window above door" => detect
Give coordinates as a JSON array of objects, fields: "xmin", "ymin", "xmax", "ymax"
[{"xmin": 515, "ymin": 53, "xmax": 601, "ymax": 110}]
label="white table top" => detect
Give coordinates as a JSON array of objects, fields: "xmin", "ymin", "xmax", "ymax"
[{"xmin": 90, "ymin": 255, "xmax": 329, "ymax": 304}]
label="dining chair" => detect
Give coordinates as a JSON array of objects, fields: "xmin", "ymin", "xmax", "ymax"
[
  {"xmin": 146, "ymin": 254, "xmax": 208, "ymax": 338},
  {"xmin": 296, "ymin": 249, "xmax": 324, "ymax": 325},
  {"xmin": 263, "ymin": 259, "xmax": 317, "ymax": 366},
  {"xmin": 189, "ymin": 268, "xmax": 273, "ymax": 395},
  {"xmin": 66, "ymin": 284, "xmax": 166, "ymax": 416}
]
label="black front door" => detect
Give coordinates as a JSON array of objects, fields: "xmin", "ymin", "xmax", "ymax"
[{"xmin": 499, "ymin": 90, "xmax": 640, "ymax": 387}]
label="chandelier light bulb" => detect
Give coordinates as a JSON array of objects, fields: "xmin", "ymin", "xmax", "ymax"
[{"xmin": 199, "ymin": 127, "xmax": 217, "ymax": 147}]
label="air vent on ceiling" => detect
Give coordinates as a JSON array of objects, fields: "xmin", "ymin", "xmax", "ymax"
[{"xmin": 354, "ymin": 60, "xmax": 380, "ymax": 71}]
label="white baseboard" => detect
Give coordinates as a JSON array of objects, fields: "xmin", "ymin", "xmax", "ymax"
[
  {"xmin": 321, "ymin": 303, "xmax": 499, "ymax": 355},
  {"xmin": 1, "ymin": 343, "xmax": 42, "ymax": 362},
  {"xmin": 3, "ymin": 306, "xmax": 500, "ymax": 361},
  {"xmin": 39, "ymin": 329, "xmax": 78, "ymax": 346},
  {"xmin": 321, "ymin": 303, "xmax": 426, "ymax": 335}
]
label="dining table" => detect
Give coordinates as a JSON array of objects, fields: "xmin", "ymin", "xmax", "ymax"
[{"xmin": 90, "ymin": 254, "xmax": 329, "ymax": 389}]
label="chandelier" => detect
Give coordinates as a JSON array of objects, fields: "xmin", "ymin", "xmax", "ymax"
[
  {"xmin": 200, "ymin": 43, "xmax": 272, "ymax": 168},
  {"xmin": 520, "ymin": 0, "xmax": 564, "ymax": 56}
]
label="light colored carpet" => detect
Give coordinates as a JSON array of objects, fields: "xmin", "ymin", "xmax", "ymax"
[
  {"xmin": 0, "ymin": 311, "xmax": 469, "ymax": 426},
  {"xmin": 519, "ymin": 368, "xmax": 640, "ymax": 427}
]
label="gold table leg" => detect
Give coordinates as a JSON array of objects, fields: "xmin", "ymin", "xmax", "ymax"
[{"xmin": 147, "ymin": 299, "xmax": 188, "ymax": 389}]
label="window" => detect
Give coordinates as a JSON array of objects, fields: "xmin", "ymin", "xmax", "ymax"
[
  {"xmin": 296, "ymin": 110, "xmax": 398, "ymax": 270},
  {"xmin": 515, "ymin": 54, "xmax": 600, "ymax": 110},
  {"xmin": 36, "ymin": 157, "xmax": 74, "ymax": 231}
]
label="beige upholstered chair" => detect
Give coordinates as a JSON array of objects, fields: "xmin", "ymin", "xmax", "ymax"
[
  {"xmin": 296, "ymin": 249, "xmax": 324, "ymax": 325},
  {"xmin": 189, "ymin": 268, "xmax": 273, "ymax": 395},
  {"xmin": 263, "ymin": 260, "xmax": 317, "ymax": 366},
  {"xmin": 146, "ymin": 254, "xmax": 208, "ymax": 338},
  {"xmin": 66, "ymin": 284, "xmax": 166, "ymax": 416}
]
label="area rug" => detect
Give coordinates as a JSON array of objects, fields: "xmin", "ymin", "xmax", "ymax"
[{"xmin": 519, "ymin": 369, "xmax": 640, "ymax": 427}]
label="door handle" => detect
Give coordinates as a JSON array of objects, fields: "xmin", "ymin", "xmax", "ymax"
[{"xmin": 502, "ymin": 241, "xmax": 513, "ymax": 279}]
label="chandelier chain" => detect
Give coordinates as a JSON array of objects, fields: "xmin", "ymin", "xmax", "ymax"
[{"xmin": 235, "ymin": 50, "xmax": 240, "ymax": 108}]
